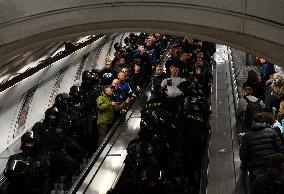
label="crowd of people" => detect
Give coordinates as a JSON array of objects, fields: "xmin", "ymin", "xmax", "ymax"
[
  {"xmin": 2, "ymin": 33, "xmax": 216, "ymax": 194},
  {"xmin": 107, "ymin": 36, "xmax": 215, "ymax": 194},
  {"xmin": 236, "ymin": 60, "xmax": 284, "ymax": 193}
]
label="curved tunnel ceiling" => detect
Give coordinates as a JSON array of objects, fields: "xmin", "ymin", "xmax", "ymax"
[{"xmin": 0, "ymin": 0, "xmax": 284, "ymax": 65}]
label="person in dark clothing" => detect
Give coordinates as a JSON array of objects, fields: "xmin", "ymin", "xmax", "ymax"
[
  {"xmin": 4, "ymin": 132, "xmax": 51, "ymax": 194},
  {"xmin": 80, "ymin": 70, "xmax": 101, "ymax": 154},
  {"xmin": 177, "ymin": 51, "xmax": 194, "ymax": 78},
  {"xmin": 261, "ymin": 61, "xmax": 276, "ymax": 83},
  {"xmin": 32, "ymin": 107, "xmax": 76, "ymax": 190},
  {"xmin": 150, "ymin": 65, "xmax": 167, "ymax": 99},
  {"xmin": 99, "ymin": 59, "xmax": 118, "ymax": 86},
  {"xmin": 165, "ymin": 45, "xmax": 180, "ymax": 76},
  {"xmin": 243, "ymin": 70, "xmax": 265, "ymax": 100},
  {"xmin": 251, "ymin": 153, "xmax": 284, "ymax": 194},
  {"xmin": 129, "ymin": 63, "xmax": 145, "ymax": 95},
  {"xmin": 108, "ymin": 166, "xmax": 186, "ymax": 194},
  {"xmin": 239, "ymin": 113, "xmax": 284, "ymax": 184}
]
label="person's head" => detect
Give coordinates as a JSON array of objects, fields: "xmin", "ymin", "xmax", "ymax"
[
  {"xmin": 134, "ymin": 64, "xmax": 142, "ymax": 73},
  {"xmin": 170, "ymin": 45, "xmax": 179, "ymax": 58},
  {"xmin": 154, "ymin": 33, "xmax": 161, "ymax": 40},
  {"xmin": 180, "ymin": 51, "xmax": 188, "ymax": 61},
  {"xmin": 121, "ymin": 67, "xmax": 129, "ymax": 77},
  {"xmin": 105, "ymin": 59, "xmax": 112, "ymax": 69},
  {"xmin": 261, "ymin": 111, "xmax": 275, "ymax": 126},
  {"xmin": 194, "ymin": 39, "xmax": 203, "ymax": 47},
  {"xmin": 242, "ymin": 87, "xmax": 254, "ymax": 96},
  {"xmin": 279, "ymin": 86, "xmax": 284, "ymax": 95},
  {"xmin": 170, "ymin": 65, "xmax": 179, "ymax": 77},
  {"xmin": 155, "ymin": 65, "xmax": 164, "ymax": 75},
  {"xmin": 145, "ymin": 35, "xmax": 156, "ymax": 46},
  {"xmin": 247, "ymin": 70, "xmax": 259, "ymax": 84},
  {"xmin": 279, "ymin": 100, "xmax": 284, "ymax": 114},
  {"xmin": 252, "ymin": 113, "xmax": 266, "ymax": 124},
  {"xmin": 273, "ymin": 73, "xmax": 283, "ymax": 83},
  {"xmin": 54, "ymin": 93, "xmax": 70, "ymax": 111},
  {"xmin": 196, "ymin": 50, "xmax": 204, "ymax": 58},
  {"xmin": 195, "ymin": 57, "xmax": 204, "ymax": 66},
  {"xmin": 270, "ymin": 153, "xmax": 284, "ymax": 171},
  {"xmin": 273, "ymin": 83, "xmax": 281, "ymax": 94},
  {"xmin": 104, "ymin": 85, "xmax": 113, "ymax": 96},
  {"xmin": 45, "ymin": 107, "xmax": 60, "ymax": 127},
  {"xmin": 182, "ymin": 36, "xmax": 193, "ymax": 44},
  {"xmin": 194, "ymin": 66, "xmax": 202, "ymax": 75},
  {"xmin": 112, "ymin": 78, "xmax": 120, "ymax": 89},
  {"xmin": 138, "ymin": 45, "xmax": 145, "ymax": 52},
  {"xmin": 119, "ymin": 57, "xmax": 126, "ymax": 65},
  {"xmin": 69, "ymin": 85, "xmax": 80, "ymax": 97},
  {"xmin": 117, "ymin": 71, "xmax": 126, "ymax": 81},
  {"xmin": 20, "ymin": 131, "xmax": 35, "ymax": 152}
]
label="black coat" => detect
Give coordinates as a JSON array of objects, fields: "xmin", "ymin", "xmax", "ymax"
[
  {"xmin": 240, "ymin": 123, "xmax": 284, "ymax": 174},
  {"xmin": 252, "ymin": 169, "xmax": 284, "ymax": 194}
]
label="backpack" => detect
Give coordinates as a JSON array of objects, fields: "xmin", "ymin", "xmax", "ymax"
[{"xmin": 243, "ymin": 96, "xmax": 262, "ymax": 130}]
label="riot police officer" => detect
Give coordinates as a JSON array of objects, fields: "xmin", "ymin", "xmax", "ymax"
[
  {"xmin": 80, "ymin": 70, "xmax": 101, "ymax": 154},
  {"xmin": 4, "ymin": 132, "xmax": 51, "ymax": 194},
  {"xmin": 32, "ymin": 107, "xmax": 76, "ymax": 190}
]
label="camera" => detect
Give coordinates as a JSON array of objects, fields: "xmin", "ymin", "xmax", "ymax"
[{"xmin": 167, "ymin": 79, "xmax": 173, "ymax": 86}]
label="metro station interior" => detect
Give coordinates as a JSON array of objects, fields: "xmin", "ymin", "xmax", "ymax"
[{"xmin": 0, "ymin": 1, "xmax": 283, "ymax": 194}]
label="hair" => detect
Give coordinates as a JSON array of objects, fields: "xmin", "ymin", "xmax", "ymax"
[
  {"xmin": 261, "ymin": 111, "xmax": 275, "ymax": 125},
  {"xmin": 252, "ymin": 113, "xmax": 266, "ymax": 123},
  {"xmin": 247, "ymin": 70, "xmax": 260, "ymax": 84},
  {"xmin": 243, "ymin": 86, "xmax": 254, "ymax": 95},
  {"xmin": 279, "ymin": 100, "xmax": 284, "ymax": 114},
  {"xmin": 279, "ymin": 86, "xmax": 284, "ymax": 95}
]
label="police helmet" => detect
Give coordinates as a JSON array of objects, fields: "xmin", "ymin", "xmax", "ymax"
[
  {"xmin": 184, "ymin": 97, "xmax": 200, "ymax": 112},
  {"xmin": 151, "ymin": 109, "xmax": 172, "ymax": 126},
  {"xmin": 140, "ymin": 115, "xmax": 158, "ymax": 132},
  {"xmin": 82, "ymin": 70, "xmax": 92, "ymax": 82},
  {"xmin": 45, "ymin": 107, "xmax": 60, "ymax": 119},
  {"xmin": 55, "ymin": 93, "xmax": 70, "ymax": 105},
  {"xmin": 69, "ymin": 85, "xmax": 80, "ymax": 97},
  {"xmin": 135, "ymin": 141, "xmax": 154, "ymax": 158},
  {"xmin": 114, "ymin": 42, "xmax": 122, "ymax": 51},
  {"xmin": 20, "ymin": 131, "xmax": 35, "ymax": 151}
]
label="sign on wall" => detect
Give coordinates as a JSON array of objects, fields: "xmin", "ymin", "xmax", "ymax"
[{"xmin": 14, "ymin": 85, "xmax": 38, "ymax": 137}]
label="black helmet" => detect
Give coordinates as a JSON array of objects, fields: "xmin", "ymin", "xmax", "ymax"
[
  {"xmin": 178, "ymin": 80, "xmax": 195, "ymax": 92},
  {"xmin": 82, "ymin": 70, "xmax": 99, "ymax": 84},
  {"xmin": 54, "ymin": 93, "xmax": 70, "ymax": 111},
  {"xmin": 140, "ymin": 114, "xmax": 158, "ymax": 131},
  {"xmin": 135, "ymin": 141, "xmax": 154, "ymax": 158},
  {"xmin": 20, "ymin": 131, "xmax": 35, "ymax": 151},
  {"xmin": 151, "ymin": 109, "xmax": 172, "ymax": 126},
  {"xmin": 55, "ymin": 93, "xmax": 70, "ymax": 105},
  {"xmin": 45, "ymin": 107, "xmax": 61, "ymax": 127},
  {"xmin": 82, "ymin": 70, "xmax": 92, "ymax": 82},
  {"xmin": 20, "ymin": 131, "xmax": 36, "ymax": 154},
  {"xmin": 184, "ymin": 96, "xmax": 200, "ymax": 112},
  {"xmin": 45, "ymin": 107, "xmax": 59, "ymax": 118},
  {"xmin": 114, "ymin": 42, "xmax": 122, "ymax": 51},
  {"xmin": 69, "ymin": 85, "xmax": 80, "ymax": 97}
]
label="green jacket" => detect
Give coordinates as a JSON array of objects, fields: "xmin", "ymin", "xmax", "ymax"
[{"xmin": 96, "ymin": 92, "xmax": 127, "ymax": 125}]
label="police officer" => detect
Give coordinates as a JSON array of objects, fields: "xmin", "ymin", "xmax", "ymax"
[
  {"xmin": 32, "ymin": 107, "xmax": 76, "ymax": 190},
  {"xmin": 80, "ymin": 70, "xmax": 101, "ymax": 154},
  {"xmin": 4, "ymin": 132, "xmax": 51, "ymax": 194}
]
